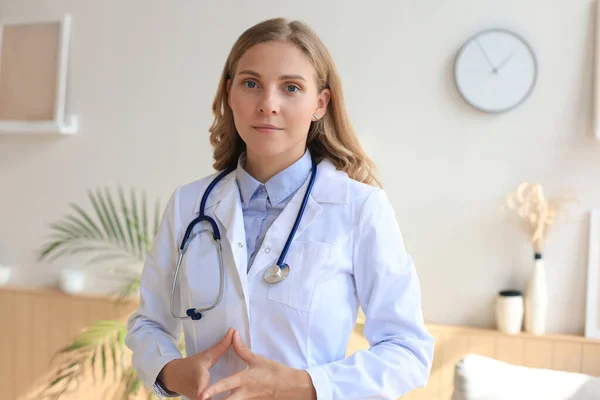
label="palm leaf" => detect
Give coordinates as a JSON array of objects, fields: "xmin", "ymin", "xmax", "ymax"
[
  {"xmin": 142, "ymin": 192, "xmax": 149, "ymax": 252},
  {"xmin": 116, "ymin": 277, "xmax": 141, "ymax": 304},
  {"xmin": 130, "ymin": 188, "xmax": 143, "ymax": 259},
  {"xmin": 91, "ymin": 350, "xmax": 97, "ymax": 384},
  {"xmin": 118, "ymin": 186, "xmax": 137, "ymax": 258},
  {"xmin": 85, "ymin": 251, "xmax": 137, "ymax": 266},
  {"xmin": 58, "ymin": 321, "xmax": 125, "ymax": 353},
  {"xmin": 48, "ymin": 370, "xmax": 73, "ymax": 388},
  {"xmin": 132, "ymin": 378, "xmax": 141, "ymax": 395},
  {"xmin": 101, "ymin": 342, "xmax": 107, "ymax": 379},
  {"xmin": 121, "ymin": 366, "xmax": 139, "ymax": 400},
  {"xmin": 105, "ymin": 187, "xmax": 129, "ymax": 250},
  {"xmin": 65, "ymin": 214, "xmax": 103, "ymax": 239},
  {"xmin": 70, "ymin": 202, "xmax": 104, "ymax": 238},
  {"xmin": 38, "ymin": 240, "xmax": 71, "ymax": 261},
  {"xmin": 117, "ymin": 329, "xmax": 126, "ymax": 371},
  {"xmin": 98, "ymin": 189, "xmax": 122, "ymax": 245},
  {"xmin": 41, "ymin": 240, "xmax": 100, "ymax": 263},
  {"xmin": 87, "ymin": 190, "xmax": 113, "ymax": 240},
  {"xmin": 39, "ymin": 187, "xmax": 160, "ymax": 267},
  {"xmin": 153, "ymin": 198, "xmax": 161, "ymax": 237},
  {"xmin": 110, "ymin": 337, "xmax": 118, "ymax": 381},
  {"xmin": 49, "ymin": 221, "xmax": 93, "ymax": 239}
]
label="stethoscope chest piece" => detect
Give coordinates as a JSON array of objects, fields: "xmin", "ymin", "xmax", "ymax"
[{"xmin": 263, "ymin": 263, "xmax": 290, "ymax": 284}]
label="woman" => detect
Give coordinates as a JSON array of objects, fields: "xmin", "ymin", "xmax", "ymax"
[{"xmin": 126, "ymin": 17, "xmax": 434, "ymax": 400}]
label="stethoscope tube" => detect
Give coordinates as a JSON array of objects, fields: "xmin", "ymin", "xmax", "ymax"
[
  {"xmin": 171, "ymin": 230, "xmax": 225, "ymax": 320},
  {"xmin": 170, "ymin": 159, "xmax": 318, "ymax": 320},
  {"xmin": 171, "ymin": 167, "xmax": 234, "ymax": 321},
  {"xmin": 263, "ymin": 158, "xmax": 318, "ymax": 284}
]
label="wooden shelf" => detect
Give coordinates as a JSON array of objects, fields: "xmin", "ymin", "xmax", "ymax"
[
  {"xmin": 0, "ymin": 283, "xmax": 134, "ymax": 303},
  {"xmin": 425, "ymin": 322, "xmax": 600, "ymax": 344}
]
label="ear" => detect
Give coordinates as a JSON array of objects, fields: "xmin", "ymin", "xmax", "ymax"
[{"xmin": 314, "ymin": 88, "xmax": 331, "ymax": 120}]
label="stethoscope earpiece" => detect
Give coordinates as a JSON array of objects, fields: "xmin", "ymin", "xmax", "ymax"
[{"xmin": 186, "ymin": 308, "xmax": 203, "ymax": 320}]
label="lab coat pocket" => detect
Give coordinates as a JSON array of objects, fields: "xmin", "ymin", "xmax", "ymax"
[
  {"xmin": 180, "ymin": 226, "xmax": 225, "ymax": 313},
  {"xmin": 267, "ymin": 240, "xmax": 334, "ymax": 312}
]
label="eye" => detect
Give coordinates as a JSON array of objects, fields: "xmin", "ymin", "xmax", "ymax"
[
  {"xmin": 243, "ymin": 80, "xmax": 258, "ymax": 89},
  {"xmin": 285, "ymin": 84, "xmax": 301, "ymax": 93}
]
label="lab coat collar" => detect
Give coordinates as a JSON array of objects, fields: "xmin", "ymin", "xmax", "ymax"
[{"xmin": 192, "ymin": 157, "xmax": 349, "ymax": 215}]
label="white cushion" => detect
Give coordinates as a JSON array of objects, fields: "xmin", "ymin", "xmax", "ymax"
[{"xmin": 451, "ymin": 354, "xmax": 600, "ymax": 400}]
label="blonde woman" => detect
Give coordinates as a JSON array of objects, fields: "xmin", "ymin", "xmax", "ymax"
[{"xmin": 126, "ymin": 17, "xmax": 434, "ymax": 400}]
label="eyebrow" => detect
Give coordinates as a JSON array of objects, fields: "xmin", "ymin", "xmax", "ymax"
[{"xmin": 237, "ymin": 69, "xmax": 307, "ymax": 82}]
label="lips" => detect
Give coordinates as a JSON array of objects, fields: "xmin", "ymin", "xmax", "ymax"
[
  {"xmin": 253, "ymin": 125, "xmax": 283, "ymax": 134},
  {"xmin": 253, "ymin": 124, "xmax": 282, "ymax": 130}
]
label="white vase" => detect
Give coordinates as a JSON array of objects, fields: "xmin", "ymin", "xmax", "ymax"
[
  {"xmin": 59, "ymin": 268, "xmax": 85, "ymax": 294},
  {"xmin": 496, "ymin": 290, "xmax": 524, "ymax": 335},
  {"xmin": 0, "ymin": 265, "xmax": 12, "ymax": 285},
  {"xmin": 524, "ymin": 253, "xmax": 549, "ymax": 335}
]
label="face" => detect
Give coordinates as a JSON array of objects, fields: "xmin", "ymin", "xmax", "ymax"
[{"xmin": 227, "ymin": 41, "xmax": 330, "ymax": 163}]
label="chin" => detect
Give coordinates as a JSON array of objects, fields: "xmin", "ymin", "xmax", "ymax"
[
  {"xmin": 241, "ymin": 136, "xmax": 280, "ymax": 154},
  {"xmin": 247, "ymin": 145, "xmax": 288, "ymax": 158}
]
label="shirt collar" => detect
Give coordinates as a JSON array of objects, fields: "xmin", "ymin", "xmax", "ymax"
[{"xmin": 235, "ymin": 149, "xmax": 312, "ymax": 206}]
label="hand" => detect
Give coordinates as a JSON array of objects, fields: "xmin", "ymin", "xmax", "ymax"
[
  {"xmin": 475, "ymin": 39, "xmax": 496, "ymax": 73},
  {"xmin": 158, "ymin": 328, "xmax": 235, "ymax": 399},
  {"xmin": 199, "ymin": 330, "xmax": 317, "ymax": 400},
  {"xmin": 494, "ymin": 50, "xmax": 516, "ymax": 73}
]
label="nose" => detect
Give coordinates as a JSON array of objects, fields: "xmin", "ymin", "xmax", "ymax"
[{"xmin": 258, "ymin": 87, "xmax": 280, "ymax": 115}]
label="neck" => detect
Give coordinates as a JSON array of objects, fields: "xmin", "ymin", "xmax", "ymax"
[{"xmin": 245, "ymin": 146, "xmax": 306, "ymax": 183}]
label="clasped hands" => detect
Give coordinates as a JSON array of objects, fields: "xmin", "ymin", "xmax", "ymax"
[{"xmin": 158, "ymin": 328, "xmax": 317, "ymax": 400}]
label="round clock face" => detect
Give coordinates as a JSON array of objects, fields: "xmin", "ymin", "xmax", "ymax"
[{"xmin": 454, "ymin": 28, "xmax": 537, "ymax": 113}]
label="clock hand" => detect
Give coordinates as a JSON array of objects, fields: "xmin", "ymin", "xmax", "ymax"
[
  {"xmin": 494, "ymin": 51, "xmax": 516, "ymax": 74},
  {"xmin": 475, "ymin": 39, "xmax": 496, "ymax": 72}
]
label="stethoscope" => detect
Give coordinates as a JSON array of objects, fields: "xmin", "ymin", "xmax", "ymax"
[{"xmin": 170, "ymin": 158, "xmax": 318, "ymax": 321}]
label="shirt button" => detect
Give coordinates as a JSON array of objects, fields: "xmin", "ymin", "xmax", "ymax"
[
  {"xmin": 238, "ymin": 243, "xmax": 244, "ymax": 248},
  {"xmin": 264, "ymin": 248, "xmax": 271, "ymax": 253}
]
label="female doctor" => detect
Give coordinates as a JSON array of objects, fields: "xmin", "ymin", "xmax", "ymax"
[{"xmin": 125, "ymin": 17, "xmax": 434, "ymax": 400}]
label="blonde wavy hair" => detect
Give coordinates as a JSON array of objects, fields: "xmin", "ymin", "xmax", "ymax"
[{"xmin": 209, "ymin": 17, "xmax": 380, "ymax": 187}]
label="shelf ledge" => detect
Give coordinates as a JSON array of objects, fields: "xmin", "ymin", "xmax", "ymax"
[{"xmin": 0, "ymin": 115, "xmax": 78, "ymax": 135}]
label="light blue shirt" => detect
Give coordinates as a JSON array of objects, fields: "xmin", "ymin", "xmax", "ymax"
[{"xmin": 235, "ymin": 149, "xmax": 312, "ymax": 271}]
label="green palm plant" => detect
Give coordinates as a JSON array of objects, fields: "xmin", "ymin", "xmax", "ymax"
[{"xmin": 36, "ymin": 187, "xmax": 184, "ymax": 400}]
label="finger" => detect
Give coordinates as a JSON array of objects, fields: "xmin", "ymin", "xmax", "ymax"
[
  {"xmin": 196, "ymin": 372, "xmax": 211, "ymax": 399},
  {"xmin": 199, "ymin": 371, "xmax": 245, "ymax": 400},
  {"xmin": 232, "ymin": 330, "xmax": 257, "ymax": 365},
  {"xmin": 203, "ymin": 328, "xmax": 234, "ymax": 367},
  {"xmin": 223, "ymin": 387, "xmax": 247, "ymax": 400}
]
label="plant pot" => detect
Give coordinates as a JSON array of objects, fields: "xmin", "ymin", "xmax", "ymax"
[
  {"xmin": 59, "ymin": 268, "xmax": 85, "ymax": 294},
  {"xmin": 524, "ymin": 253, "xmax": 549, "ymax": 335},
  {"xmin": 496, "ymin": 290, "xmax": 524, "ymax": 335}
]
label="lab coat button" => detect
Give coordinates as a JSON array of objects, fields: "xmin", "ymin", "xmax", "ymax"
[
  {"xmin": 238, "ymin": 242, "xmax": 244, "ymax": 248},
  {"xmin": 264, "ymin": 248, "xmax": 271, "ymax": 253}
]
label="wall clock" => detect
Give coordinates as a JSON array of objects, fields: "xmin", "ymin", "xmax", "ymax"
[{"xmin": 454, "ymin": 28, "xmax": 537, "ymax": 113}]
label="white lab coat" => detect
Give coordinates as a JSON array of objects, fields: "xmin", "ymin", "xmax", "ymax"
[{"xmin": 125, "ymin": 158, "xmax": 434, "ymax": 400}]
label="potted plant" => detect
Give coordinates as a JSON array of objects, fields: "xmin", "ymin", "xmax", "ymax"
[{"xmin": 35, "ymin": 187, "xmax": 184, "ymax": 399}]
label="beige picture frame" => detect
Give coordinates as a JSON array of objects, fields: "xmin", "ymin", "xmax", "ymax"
[{"xmin": 0, "ymin": 14, "xmax": 77, "ymax": 134}]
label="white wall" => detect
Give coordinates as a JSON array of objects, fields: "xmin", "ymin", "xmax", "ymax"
[{"xmin": 1, "ymin": 0, "xmax": 599, "ymax": 335}]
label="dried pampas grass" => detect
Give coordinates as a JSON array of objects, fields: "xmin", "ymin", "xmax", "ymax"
[{"xmin": 502, "ymin": 182, "xmax": 576, "ymax": 254}]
